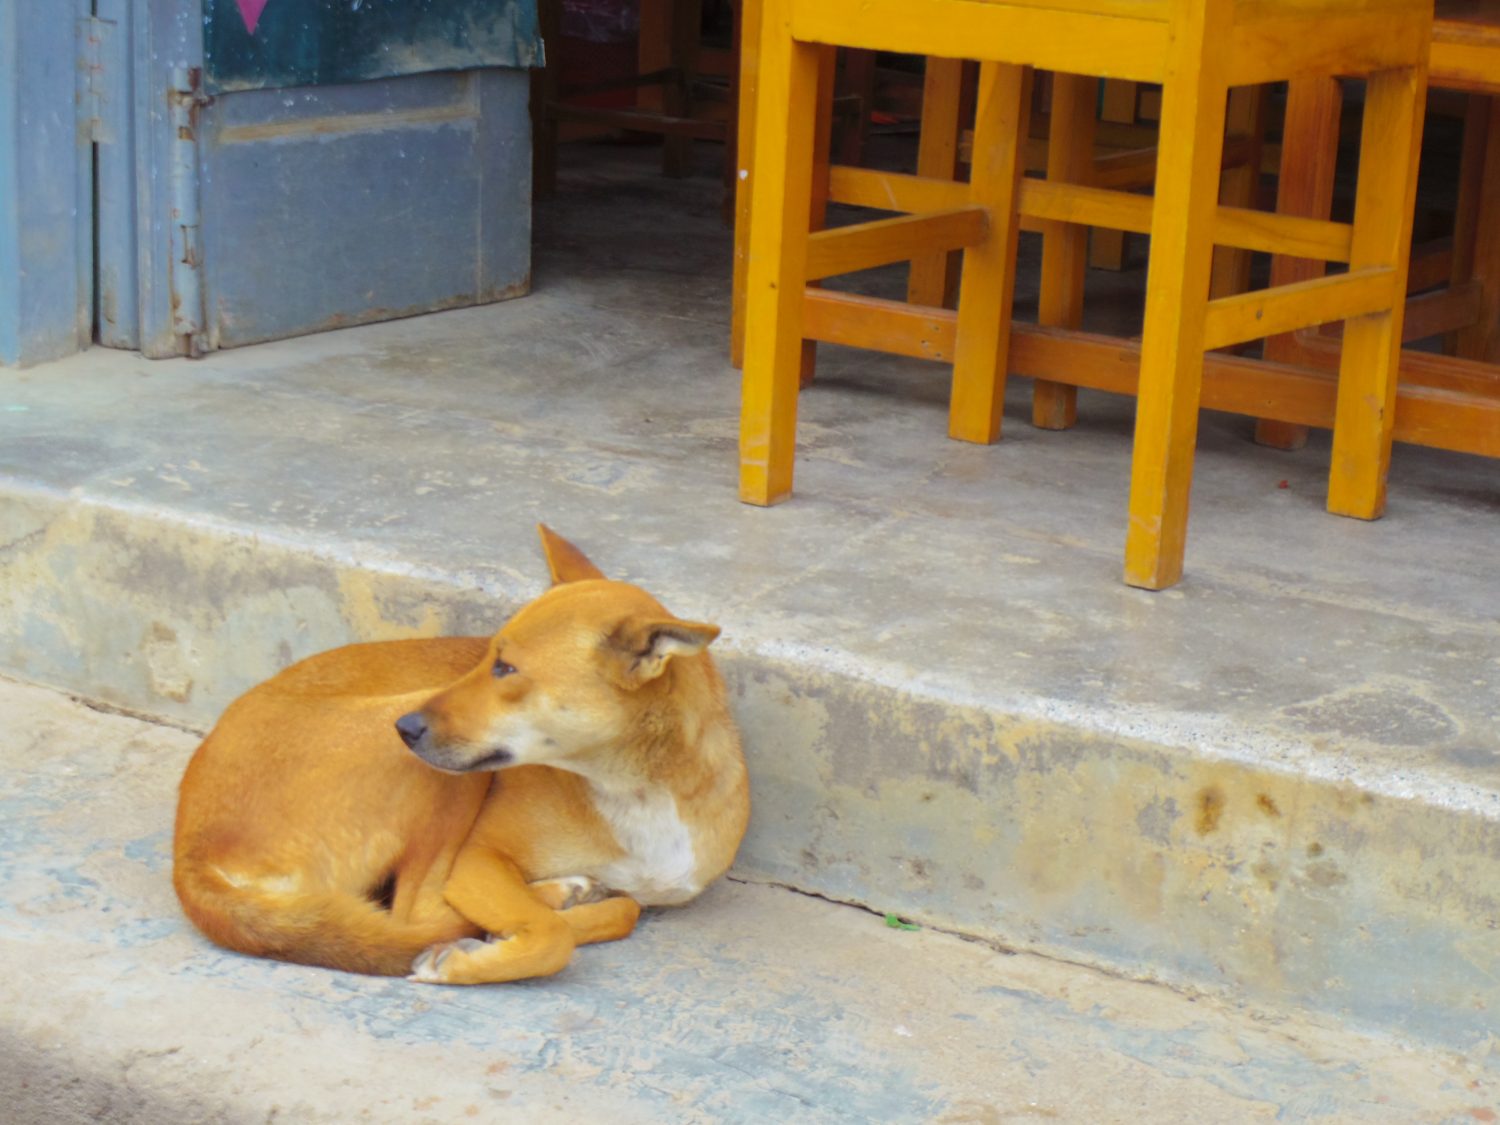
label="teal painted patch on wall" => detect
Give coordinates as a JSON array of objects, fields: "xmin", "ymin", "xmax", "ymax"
[{"xmin": 204, "ymin": 0, "xmax": 543, "ymax": 94}]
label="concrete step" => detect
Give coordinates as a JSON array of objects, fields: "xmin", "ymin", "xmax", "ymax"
[
  {"xmin": 4, "ymin": 678, "xmax": 1497, "ymax": 1124},
  {"xmin": 2, "ymin": 149, "xmax": 1499, "ymax": 1054}
]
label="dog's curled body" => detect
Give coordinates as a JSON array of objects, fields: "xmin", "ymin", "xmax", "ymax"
[
  {"xmin": 172, "ymin": 528, "xmax": 749, "ymax": 983},
  {"xmin": 173, "ymin": 638, "xmax": 493, "ymax": 974}
]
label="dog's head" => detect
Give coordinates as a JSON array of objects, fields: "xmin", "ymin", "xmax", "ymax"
[{"xmin": 395, "ymin": 525, "xmax": 720, "ymax": 774}]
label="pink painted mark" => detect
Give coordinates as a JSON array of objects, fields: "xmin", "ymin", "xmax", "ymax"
[{"xmin": 235, "ymin": 0, "xmax": 270, "ymax": 35}]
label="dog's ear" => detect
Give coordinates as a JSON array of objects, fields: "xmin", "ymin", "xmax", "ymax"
[
  {"xmin": 610, "ymin": 617, "xmax": 720, "ymax": 686},
  {"xmin": 538, "ymin": 524, "xmax": 607, "ymax": 584}
]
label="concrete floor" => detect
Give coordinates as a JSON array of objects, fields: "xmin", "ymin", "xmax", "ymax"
[
  {"xmin": 3, "ymin": 677, "xmax": 1497, "ymax": 1124},
  {"xmin": 0, "ymin": 145, "xmax": 1498, "ymax": 1067}
]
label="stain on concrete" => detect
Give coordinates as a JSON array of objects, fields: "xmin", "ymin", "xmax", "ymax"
[
  {"xmin": 1442, "ymin": 745, "xmax": 1500, "ymax": 771},
  {"xmin": 1302, "ymin": 860, "xmax": 1349, "ymax": 890},
  {"xmin": 143, "ymin": 623, "xmax": 194, "ymax": 704},
  {"xmin": 1135, "ymin": 795, "xmax": 1180, "ymax": 845},
  {"xmin": 1281, "ymin": 687, "xmax": 1459, "ymax": 747},
  {"xmin": 1194, "ymin": 786, "xmax": 1226, "ymax": 835}
]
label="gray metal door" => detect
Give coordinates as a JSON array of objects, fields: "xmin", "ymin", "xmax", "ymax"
[{"xmin": 95, "ymin": 0, "xmax": 539, "ymax": 357}]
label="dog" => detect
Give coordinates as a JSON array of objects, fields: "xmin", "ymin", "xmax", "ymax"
[{"xmin": 172, "ymin": 526, "xmax": 749, "ymax": 984}]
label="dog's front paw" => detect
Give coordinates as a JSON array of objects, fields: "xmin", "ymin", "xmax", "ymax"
[
  {"xmin": 409, "ymin": 937, "xmax": 490, "ymax": 984},
  {"xmin": 528, "ymin": 875, "xmax": 611, "ymax": 911}
]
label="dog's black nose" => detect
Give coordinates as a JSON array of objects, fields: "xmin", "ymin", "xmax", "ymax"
[{"xmin": 395, "ymin": 712, "xmax": 428, "ymax": 749}]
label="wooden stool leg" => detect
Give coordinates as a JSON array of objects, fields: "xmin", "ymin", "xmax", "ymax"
[
  {"xmin": 1443, "ymin": 94, "xmax": 1487, "ymax": 354},
  {"xmin": 1090, "ymin": 79, "xmax": 1137, "ymax": 271},
  {"xmin": 648, "ymin": 0, "xmax": 699, "ymax": 176},
  {"xmin": 1327, "ymin": 65, "xmax": 1427, "ymax": 520},
  {"xmin": 908, "ymin": 57, "xmax": 967, "ymax": 308},
  {"xmin": 738, "ymin": 2, "xmax": 821, "ymax": 506},
  {"xmin": 531, "ymin": 0, "xmax": 563, "ymax": 199},
  {"xmin": 730, "ymin": 0, "xmax": 762, "ymax": 369},
  {"xmin": 722, "ymin": 0, "xmax": 744, "ymax": 225},
  {"xmin": 1209, "ymin": 85, "xmax": 1267, "ymax": 301},
  {"xmin": 1124, "ymin": 9, "xmax": 1230, "ymax": 590},
  {"xmin": 1455, "ymin": 96, "xmax": 1500, "ymax": 363},
  {"xmin": 838, "ymin": 49, "xmax": 877, "ymax": 165},
  {"xmin": 639, "ymin": 0, "xmax": 669, "ymax": 120},
  {"xmin": 799, "ymin": 45, "xmax": 836, "ymax": 390},
  {"xmin": 949, "ymin": 62, "xmax": 1031, "ymax": 445},
  {"xmin": 1033, "ymin": 72, "xmax": 1097, "ymax": 431},
  {"xmin": 1257, "ymin": 75, "xmax": 1341, "ymax": 451}
]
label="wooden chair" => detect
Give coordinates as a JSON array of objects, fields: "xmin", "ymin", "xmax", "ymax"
[
  {"xmin": 736, "ymin": 0, "xmax": 1432, "ymax": 590},
  {"xmin": 1258, "ymin": 1, "xmax": 1500, "ymax": 457}
]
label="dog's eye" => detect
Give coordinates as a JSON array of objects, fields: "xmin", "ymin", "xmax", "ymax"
[{"xmin": 492, "ymin": 659, "xmax": 517, "ymax": 679}]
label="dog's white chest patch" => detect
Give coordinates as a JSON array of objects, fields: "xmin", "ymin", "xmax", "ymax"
[{"xmin": 589, "ymin": 785, "xmax": 700, "ymax": 906}]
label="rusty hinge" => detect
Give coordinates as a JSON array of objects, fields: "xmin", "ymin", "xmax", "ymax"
[
  {"xmin": 168, "ymin": 67, "xmax": 212, "ymax": 357},
  {"xmin": 77, "ymin": 16, "xmax": 115, "ymax": 143}
]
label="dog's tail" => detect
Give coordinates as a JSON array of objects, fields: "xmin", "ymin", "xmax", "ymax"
[{"xmin": 173, "ymin": 863, "xmax": 479, "ymax": 977}]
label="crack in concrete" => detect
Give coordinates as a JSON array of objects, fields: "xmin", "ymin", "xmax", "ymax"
[{"xmin": 63, "ymin": 690, "xmax": 206, "ymax": 737}]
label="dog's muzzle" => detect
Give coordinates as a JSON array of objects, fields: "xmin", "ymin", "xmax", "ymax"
[
  {"xmin": 395, "ymin": 712, "xmax": 516, "ymax": 772},
  {"xmin": 395, "ymin": 711, "xmax": 428, "ymax": 750}
]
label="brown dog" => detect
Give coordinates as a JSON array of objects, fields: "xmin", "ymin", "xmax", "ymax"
[{"xmin": 172, "ymin": 527, "xmax": 749, "ymax": 984}]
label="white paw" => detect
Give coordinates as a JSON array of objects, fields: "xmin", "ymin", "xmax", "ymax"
[{"xmin": 409, "ymin": 936, "xmax": 491, "ymax": 983}]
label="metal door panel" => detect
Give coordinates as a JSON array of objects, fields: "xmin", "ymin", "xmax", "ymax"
[{"xmin": 200, "ymin": 68, "xmax": 531, "ymax": 349}]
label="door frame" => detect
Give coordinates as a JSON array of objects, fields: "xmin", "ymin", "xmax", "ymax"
[{"xmin": 0, "ymin": 0, "xmax": 94, "ymax": 366}]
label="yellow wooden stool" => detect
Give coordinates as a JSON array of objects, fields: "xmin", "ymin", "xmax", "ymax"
[{"xmin": 737, "ymin": 0, "xmax": 1431, "ymax": 590}]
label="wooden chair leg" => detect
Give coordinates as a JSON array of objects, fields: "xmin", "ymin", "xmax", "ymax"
[
  {"xmin": 730, "ymin": 0, "xmax": 762, "ymax": 369},
  {"xmin": 1033, "ymin": 72, "xmax": 1097, "ymax": 431},
  {"xmin": 1257, "ymin": 75, "xmax": 1341, "ymax": 452},
  {"xmin": 738, "ymin": 1, "xmax": 822, "ymax": 506},
  {"xmin": 908, "ymin": 57, "xmax": 967, "ymax": 308},
  {"xmin": 1327, "ymin": 64, "xmax": 1427, "ymax": 520},
  {"xmin": 1455, "ymin": 95, "xmax": 1500, "ymax": 363},
  {"xmin": 1124, "ymin": 11, "xmax": 1231, "ymax": 590},
  {"xmin": 949, "ymin": 62, "xmax": 1031, "ymax": 445}
]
